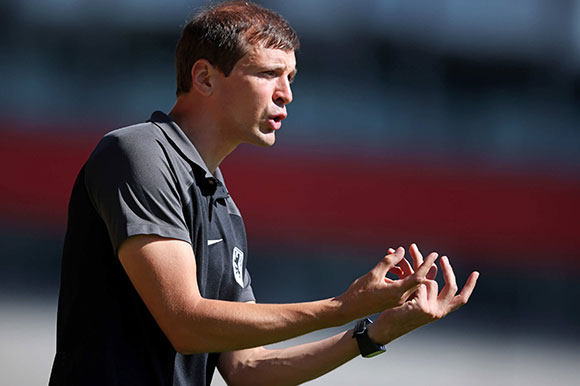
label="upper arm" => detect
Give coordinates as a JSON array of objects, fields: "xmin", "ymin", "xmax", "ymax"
[
  {"xmin": 85, "ymin": 129, "xmax": 192, "ymax": 252},
  {"xmin": 118, "ymin": 234, "xmax": 202, "ymax": 352},
  {"xmin": 88, "ymin": 130, "xmax": 200, "ymax": 348}
]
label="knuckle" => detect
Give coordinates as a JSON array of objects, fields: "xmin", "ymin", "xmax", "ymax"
[
  {"xmin": 424, "ymin": 309, "xmax": 438, "ymax": 320},
  {"xmin": 430, "ymin": 309, "xmax": 444, "ymax": 320},
  {"xmin": 384, "ymin": 254, "xmax": 396, "ymax": 264},
  {"xmin": 414, "ymin": 275, "xmax": 425, "ymax": 285}
]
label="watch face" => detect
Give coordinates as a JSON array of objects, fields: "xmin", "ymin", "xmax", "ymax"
[{"xmin": 354, "ymin": 318, "xmax": 371, "ymax": 335}]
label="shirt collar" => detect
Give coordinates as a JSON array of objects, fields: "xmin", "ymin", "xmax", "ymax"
[{"xmin": 147, "ymin": 111, "xmax": 226, "ymax": 187}]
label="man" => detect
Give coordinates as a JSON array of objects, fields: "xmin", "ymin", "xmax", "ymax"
[{"xmin": 49, "ymin": 2, "xmax": 479, "ymax": 385}]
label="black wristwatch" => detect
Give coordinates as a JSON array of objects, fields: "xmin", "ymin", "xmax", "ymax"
[{"xmin": 352, "ymin": 318, "xmax": 386, "ymax": 358}]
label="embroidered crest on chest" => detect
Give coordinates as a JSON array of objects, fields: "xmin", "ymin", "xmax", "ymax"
[{"xmin": 232, "ymin": 247, "xmax": 244, "ymax": 288}]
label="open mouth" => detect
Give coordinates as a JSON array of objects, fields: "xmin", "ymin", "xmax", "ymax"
[
  {"xmin": 270, "ymin": 112, "xmax": 286, "ymax": 122},
  {"xmin": 267, "ymin": 116, "xmax": 284, "ymax": 130}
]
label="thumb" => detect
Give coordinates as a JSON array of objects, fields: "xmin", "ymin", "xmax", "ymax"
[{"xmin": 373, "ymin": 247, "xmax": 405, "ymax": 278}]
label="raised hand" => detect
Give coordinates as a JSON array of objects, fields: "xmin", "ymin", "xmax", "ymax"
[
  {"xmin": 368, "ymin": 247, "xmax": 479, "ymax": 345},
  {"xmin": 336, "ymin": 246, "xmax": 438, "ymax": 321}
]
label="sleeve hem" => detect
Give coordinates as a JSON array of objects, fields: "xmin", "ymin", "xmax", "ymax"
[
  {"xmin": 113, "ymin": 223, "xmax": 191, "ymax": 252},
  {"xmin": 237, "ymin": 287, "xmax": 256, "ymax": 304}
]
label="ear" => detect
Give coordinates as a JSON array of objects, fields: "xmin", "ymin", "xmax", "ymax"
[{"xmin": 190, "ymin": 59, "xmax": 216, "ymax": 96}]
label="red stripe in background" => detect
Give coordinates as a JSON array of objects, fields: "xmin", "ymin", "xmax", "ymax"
[
  {"xmin": 0, "ymin": 131, "xmax": 99, "ymax": 229},
  {"xmin": 223, "ymin": 149, "xmax": 580, "ymax": 268},
  {"xmin": 2, "ymin": 131, "xmax": 579, "ymax": 267}
]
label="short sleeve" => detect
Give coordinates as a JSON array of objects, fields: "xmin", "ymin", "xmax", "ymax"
[
  {"xmin": 238, "ymin": 268, "xmax": 255, "ymax": 303},
  {"xmin": 85, "ymin": 127, "xmax": 192, "ymax": 252}
]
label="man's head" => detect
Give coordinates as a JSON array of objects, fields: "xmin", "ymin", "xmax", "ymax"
[{"xmin": 175, "ymin": 1, "xmax": 300, "ymax": 96}]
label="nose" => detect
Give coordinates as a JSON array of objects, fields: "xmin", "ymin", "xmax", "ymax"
[{"xmin": 273, "ymin": 77, "xmax": 293, "ymax": 106}]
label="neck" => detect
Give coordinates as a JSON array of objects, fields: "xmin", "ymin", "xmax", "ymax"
[{"xmin": 169, "ymin": 97, "xmax": 238, "ymax": 174}]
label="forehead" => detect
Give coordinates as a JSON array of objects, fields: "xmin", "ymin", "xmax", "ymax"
[{"xmin": 237, "ymin": 46, "xmax": 296, "ymax": 70}]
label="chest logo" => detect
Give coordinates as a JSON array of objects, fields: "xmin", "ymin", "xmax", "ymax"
[
  {"xmin": 232, "ymin": 247, "xmax": 244, "ymax": 288},
  {"xmin": 208, "ymin": 239, "xmax": 223, "ymax": 246}
]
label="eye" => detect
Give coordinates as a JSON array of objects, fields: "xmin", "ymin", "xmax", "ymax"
[
  {"xmin": 261, "ymin": 70, "xmax": 277, "ymax": 77},
  {"xmin": 288, "ymin": 70, "xmax": 298, "ymax": 84}
]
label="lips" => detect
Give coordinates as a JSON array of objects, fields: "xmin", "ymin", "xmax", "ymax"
[{"xmin": 267, "ymin": 112, "xmax": 287, "ymax": 130}]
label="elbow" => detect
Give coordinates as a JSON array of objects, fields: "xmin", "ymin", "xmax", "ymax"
[
  {"xmin": 164, "ymin": 320, "xmax": 223, "ymax": 355},
  {"xmin": 222, "ymin": 348, "xmax": 272, "ymax": 386},
  {"xmin": 169, "ymin": 335, "xmax": 210, "ymax": 355},
  {"xmin": 165, "ymin": 328, "xmax": 195, "ymax": 355},
  {"xmin": 158, "ymin": 314, "xmax": 204, "ymax": 354},
  {"xmin": 161, "ymin": 299, "xmax": 211, "ymax": 354},
  {"xmin": 170, "ymin": 337, "xmax": 195, "ymax": 355},
  {"xmin": 166, "ymin": 327, "xmax": 209, "ymax": 355}
]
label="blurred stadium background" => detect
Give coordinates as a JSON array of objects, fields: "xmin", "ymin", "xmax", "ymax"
[{"xmin": 1, "ymin": 0, "xmax": 580, "ymax": 385}]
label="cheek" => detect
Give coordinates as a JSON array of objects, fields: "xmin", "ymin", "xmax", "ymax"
[
  {"xmin": 240, "ymin": 90, "xmax": 270, "ymax": 119},
  {"xmin": 221, "ymin": 80, "xmax": 272, "ymax": 122}
]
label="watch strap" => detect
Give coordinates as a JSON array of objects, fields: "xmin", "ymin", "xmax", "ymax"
[{"xmin": 352, "ymin": 318, "xmax": 386, "ymax": 358}]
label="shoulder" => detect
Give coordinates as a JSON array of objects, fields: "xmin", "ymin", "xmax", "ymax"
[
  {"xmin": 83, "ymin": 120, "xmax": 181, "ymax": 193},
  {"xmin": 86, "ymin": 120, "xmax": 178, "ymax": 175},
  {"xmin": 93, "ymin": 122, "xmax": 166, "ymax": 158}
]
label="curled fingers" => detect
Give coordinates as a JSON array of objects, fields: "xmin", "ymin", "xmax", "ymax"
[
  {"xmin": 398, "ymin": 251, "xmax": 438, "ymax": 296},
  {"xmin": 373, "ymin": 247, "xmax": 405, "ymax": 279}
]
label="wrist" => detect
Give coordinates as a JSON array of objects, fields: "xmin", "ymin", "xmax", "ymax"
[
  {"xmin": 330, "ymin": 295, "xmax": 353, "ymax": 326},
  {"xmin": 366, "ymin": 320, "xmax": 385, "ymax": 345},
  {"xmin": 352, "ymin": 318, "xmax": 386, "ymax": 358},
  {"xmin": 373, "ymin": 305, "xmax": 417, "ymax": 345},
  {"xmin": 374, "ymin": 306, "xmax": 411, "ymax": 345}
]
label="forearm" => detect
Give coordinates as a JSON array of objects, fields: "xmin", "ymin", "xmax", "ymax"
[
  {"xmin": 119, "ymin": 236, "xmax": 351, "ymax": 354},
  {"xmin": 118, "ymin": 236, "xmax": 434, "ymax": 355},
  {"xmin": 221, "ymin": 300, "xmax": 442, "ymax": 386},
  {"xmin": 167, "ymin": 297, "xmax": 347, "ymax": 354},
  {"xmin": 222, "ymin": 329, "xmax": 360, "ymax": 386}
]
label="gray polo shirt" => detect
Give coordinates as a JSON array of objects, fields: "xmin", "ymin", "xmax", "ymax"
[{"xmin": 49, "ymin": 111, "xmax": 254, "ymax": 386}]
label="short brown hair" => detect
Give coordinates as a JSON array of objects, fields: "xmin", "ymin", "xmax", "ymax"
[{"xmin": 175, "ymin": 1, "xmax": 300, "ymax": 96}]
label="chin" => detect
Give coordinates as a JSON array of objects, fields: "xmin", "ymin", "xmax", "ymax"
[
  {"xmin": 249, "ymin": 130, "xmax": 276, "ymax": 147},
  {"xmin": 255, "ymin": 138, "xmax": 276, "ymax": 147}
]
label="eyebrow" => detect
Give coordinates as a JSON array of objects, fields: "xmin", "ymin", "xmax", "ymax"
[
  {"xmin": 254, "ymin": 62, "xmax": 297, "ymax": 79},
  {"xmin": 267, "ymin": 63, "xmax": 297, "ymax": 73}
]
